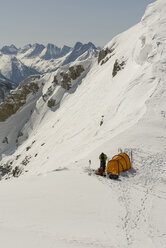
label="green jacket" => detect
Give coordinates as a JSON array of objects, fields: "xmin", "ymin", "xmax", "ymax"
[{"xmin": 99, "ymin": 153, "xmax": 107, "ymax": 161}]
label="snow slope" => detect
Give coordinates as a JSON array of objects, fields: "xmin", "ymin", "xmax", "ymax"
[{"xmin": 0, "ymin": 0, "xmax": 166, "ymax": 247}]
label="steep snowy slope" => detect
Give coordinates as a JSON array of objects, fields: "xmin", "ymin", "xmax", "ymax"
[{"xmin": 0, "ymin": 0, "xmax": 166, "ymax": 248}]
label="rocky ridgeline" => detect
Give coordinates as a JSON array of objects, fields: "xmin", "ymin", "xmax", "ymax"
[
  {"xmin": 112, "ymin": 59, "xmax": 126, "ymax": 77},
  {"xmin": 98, "ymin": 44, "xmax": 126, "ymax": 77},
  {"xmin": 61, "ymin": 65, "xmax": 85, "ymax": 90},
  {"xmin": 43, "ymin": 64, "xmax": 85, "ymax": 108},
  {"xmin": 0, "ymin": 81, "xmax": 13, "ymax": 103},
  {"xmin": 98, "ymin": 45, "xmax": 115, "ymax": 65},
  {"xmin": 0, "ymin": 76, "xmax": 40, "ymax": 122},
  {"xmin": 0, "ymin": 63, "xmax": 86, "ymax": 123}
]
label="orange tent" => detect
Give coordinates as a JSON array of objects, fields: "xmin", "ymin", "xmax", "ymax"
[{"xmin": 106, "ymin": 153, "xmax": 130, "ymax": 176}]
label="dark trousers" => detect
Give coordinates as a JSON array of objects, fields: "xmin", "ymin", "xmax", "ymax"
[{"xmin": 100, "ymin": 160, "xmax": 106, "ymax": 172}]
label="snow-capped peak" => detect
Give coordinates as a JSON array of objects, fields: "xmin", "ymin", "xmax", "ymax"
[
  {"xmin": 62, "ymin": 41, "xmax": 99, "ymax": 65},
  {"xmin": 1, "ymin": 44, "xmax": 18, "ymax": 55},
  {"xmin": 25, "ymin": 43, "xmax": 45, "ymax": 58},
  {"xmin": 40, "ymin": 43, "xmax": 62, "ymax": 60}
]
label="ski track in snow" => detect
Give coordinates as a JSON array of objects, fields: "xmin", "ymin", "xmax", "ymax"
[{"xmin": 91, "ymin": 148, "xmax": 166, "ymax": 248}]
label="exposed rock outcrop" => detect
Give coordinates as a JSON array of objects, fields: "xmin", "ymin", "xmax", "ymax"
[
  {"xmin": 98, "ymin": 46, "xmax": 115, "ymax": 65},
  {"xmin": 0, "ymin": 81, "xmax": 39, "ymax": 122},
  {"xmin": 0, "ymin": 81, "xmax": 13, "ymax": 103},
  {"xmin": 60, "ymin": 65, "xmax": 85, "ymax": 90},
  {"xmin": 112, "ymin": 59, "xmax": 125, "ymax": 77},
  {"xmin": 47, "ymin": 98, "xmax": 56, "ymax": 108}
]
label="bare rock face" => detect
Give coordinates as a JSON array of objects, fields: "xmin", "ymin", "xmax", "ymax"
[
  {"xmin": 60, "ymin": 71, "xmax": 72, "ymax": 90},
  {"xmin": 47, "ymin": 98, "xmax": 56, "ymax": 108},
  {"xmin": 0, "ymin": 81, "xmax": 39, "ymax": 122},
  {"xmin": 60, "ymin": 65, "xmax": 85, "ymax": 90},
  {"xmin": 42, "ymin": 64, "xmax": 86, "ymax": 109},
  {"xmin": 98, "ymin": 47, "xmax": 115, "ymax": 65},
  {"xmin": 0, "ymin": 81, "xmax": 13, "ymax": 103},
  {"xmin": 69, "ymin": 65, "xmax": 85, "ymax": 80},
  {"xmin": 112, "ymin": 59, "xmax": 125, "ymax": 77}
]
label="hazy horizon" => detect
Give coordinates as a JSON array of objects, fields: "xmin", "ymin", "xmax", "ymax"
[{"xmin": 0, "ymin": 0, "xmax": 154, "ymax": 48}]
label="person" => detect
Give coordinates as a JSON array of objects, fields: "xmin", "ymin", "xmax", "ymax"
[{"xmin": 99, "ymin": 152, "xmax": 107, "ymax": 174}]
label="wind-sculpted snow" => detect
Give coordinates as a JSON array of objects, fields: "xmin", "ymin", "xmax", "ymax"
[{"xmin": 0, "ymin": 0, "xmax": 166, "ymax": 247}]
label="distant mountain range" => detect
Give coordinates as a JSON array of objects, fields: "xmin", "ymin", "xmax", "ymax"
[{"xmin": 0, "ymin": 42, "xmax": 99, "ymax": 85}]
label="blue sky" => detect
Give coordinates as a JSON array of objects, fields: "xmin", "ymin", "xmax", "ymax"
[{"xmin": 0, "ymin": 0, "xmax": 154, "ymax": 48}]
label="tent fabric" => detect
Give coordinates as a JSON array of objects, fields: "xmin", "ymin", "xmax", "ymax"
[{"xmin": 106, "ymin": 153, "xmax": 130, "ymax": 175}]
